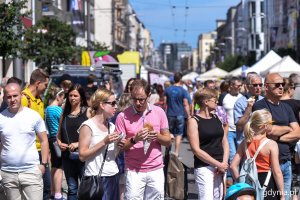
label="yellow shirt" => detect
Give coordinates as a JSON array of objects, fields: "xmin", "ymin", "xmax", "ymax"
[{"xmin": 21, "ymin": 87, "xmax": 45, "ymax": 151}]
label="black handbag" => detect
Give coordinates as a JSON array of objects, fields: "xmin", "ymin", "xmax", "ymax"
[{"xmin": 77, "ymin": 122, "xmax": 110, "ymax": 200}]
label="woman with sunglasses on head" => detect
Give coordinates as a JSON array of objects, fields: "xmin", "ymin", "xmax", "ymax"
[
  {"xmin": 78, "ymin": 88, "xmax": 121, "ymax": 200},
  {"xmin": 45, "ymin": 86, "xmax": 65, "ymax": 200},
  {"xmin": 187, "ymin": 88, "xmax": 229, "ymax": 199},
  {"xmin": 56, "ymin": 84, "xmax": 91, "ymax": 200},
  {"xmin": 230, "ymin": 109, "xmax": 284, "ymax": 200}
]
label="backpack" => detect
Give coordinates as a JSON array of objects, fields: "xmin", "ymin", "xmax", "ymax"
[{"xmin": 237, "ymin": 139, "xmax": 272, "ymax": 200}]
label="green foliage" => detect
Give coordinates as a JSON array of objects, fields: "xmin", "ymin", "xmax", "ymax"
[
  {"xmin": 275, "ymin": 48, "xmax": 297, "ymax": 60},
  {"xmin": 219, "ymin": 55, "xmax": 246, "ymax": 72},
  {"xmin": 83, "ymin": 41, "xmax": 109, "ymax": 51},
  {"xmin": 21, "ymin": 17, "xmax": 78, "ymax": 72},
  {"xmin": 0, "ymin": 0, "xmax": 28, "ymax": 58}
]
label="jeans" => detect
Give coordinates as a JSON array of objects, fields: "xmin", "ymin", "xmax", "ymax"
[
  {"xmin": 227, "ymin": 131, "xmax": 237, "ymax": 178},
  {"xmin": 168, "ymin": 115, "xmax": 185, "ymax": 136},
  {"xmin": 1, "ymin": 167, "xmax": 43, "ymax": 200},
  {"xmin": 101, "ymin": 174, "xmax": 120, "ymax": 200},
  {"xmin": 62, "ymin": 157, "xmax": 85, "ymax": 200},
  {"xmin": 39, "ymin": 151, "xmax": 51, "ymax": 200},
  {"xmin": 280, "ymin": 161, "xmax": 292, "ymax": 200}
]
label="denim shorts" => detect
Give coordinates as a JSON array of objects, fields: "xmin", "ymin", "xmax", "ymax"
[{"xmin": 168, "ymin": 115, "xmax": 185, "ymax": 136}]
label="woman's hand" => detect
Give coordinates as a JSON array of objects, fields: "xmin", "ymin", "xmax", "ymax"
[
  {"xmin": 68, "ymin": 142, "xmax": 78, "ymax": 152},
  {"xmin": 104, "ymin": 133, "xmax": 119, "ymax": 144},
  {"xmin": 58, "ymin": 141, "xmax": 68, "ymax": 151},
  {"xmin": 216, "ymin": 162, "xmax": 228, "ymax": 173}
]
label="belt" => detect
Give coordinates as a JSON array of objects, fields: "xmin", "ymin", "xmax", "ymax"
[{"xmin": 279, "ymin": 159, "xmax": 288, "ymax": 164}]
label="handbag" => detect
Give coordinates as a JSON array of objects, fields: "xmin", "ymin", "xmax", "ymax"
[
  {"xmin": 77, "ymin": 121, "xmax": 110, "ymax": 200},
  {"xmin": 53, "ymin": 140, "xmax": 62, "ymax": 158},
  {"xmin": 64, "ymin": 116, "xmax": 79, "ymax": 160}
]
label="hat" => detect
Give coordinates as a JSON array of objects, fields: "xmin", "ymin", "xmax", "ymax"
[{"xmin": 225, "ymin": 183, "xmax": 256, "ymax": 200}]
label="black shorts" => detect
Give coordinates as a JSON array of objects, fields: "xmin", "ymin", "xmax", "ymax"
[{"xmin": 49, "ymin": 137, "xmax": 62, "ymax": 168}]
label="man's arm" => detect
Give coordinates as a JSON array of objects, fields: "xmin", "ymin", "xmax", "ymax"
[
  {"xmin": 37, "ymin": 131, "xmax": 49, "ymax": 173},
  {"xmin": 183, "ymin": 98, "xmax": 191, "ymax": 118},
  {"xmin": 235, "ymin": 99, "xmax": 254, "ymax": 133},
  {"xmin": 278, "ymin": 122, "xmax": 300, "ymax": 142}
]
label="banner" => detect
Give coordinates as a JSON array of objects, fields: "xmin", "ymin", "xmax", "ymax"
[{"xmin": 71, "ymin": 0, "xmax": 84, "ymax": 37}]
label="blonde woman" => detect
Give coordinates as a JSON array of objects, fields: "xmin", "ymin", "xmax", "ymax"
[
  {"xmin": 187, "ymin": 88, "xmax": 229, "ymax": 200},
  {"xmin": 230, "ymin": 109, "xmax": 284, "ymax": 200},
  {"xmin": 78, "ymin": 88, "xmax": 121, "ymax": 200}
]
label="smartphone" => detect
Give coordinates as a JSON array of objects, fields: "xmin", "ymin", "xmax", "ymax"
[{"xmin": 118, "ymin": 132, "xmax": 125, "ymax": 140}]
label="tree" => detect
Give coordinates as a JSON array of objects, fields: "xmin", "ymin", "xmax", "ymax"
[
  {"xmin": 219, "ymin": 55, "xmax": 246, "ymax": 72},
  {"xmin": 21, "ymin": 17, "xmax": 79, "ymax": 72},
  {"xmin": 0, "ymin": 0, "xmax": 28, "ymax": 67}
]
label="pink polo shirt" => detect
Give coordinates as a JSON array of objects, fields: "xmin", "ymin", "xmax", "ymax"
[{"xmin": 115, "ymin": 104, "xmax": 169, "ymax": 172}]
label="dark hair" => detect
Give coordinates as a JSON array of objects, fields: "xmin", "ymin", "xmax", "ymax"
[
  {"xmin": 87, "ymin": 74, "xmax": 96, "ymax": 84},
  {"xmin": 62, "ymin": 84, "xmax": 88, "ymax": 118},
  {"xmin": 130, "ymin": 79, "xmax": 151, "ymax": 95},
  {"xmin": 124, "ymin": 78, "xmax": 137, "ymax": 93},
  {"xmin": 203, "ymin": 80, "xmax": 215, "ymax": 88},
  {"xmin": 174, "ymin": 72, "xmax": 183, "ymax": 83},
  {"xmin": 30, "ymin": 68, "xmax": 49, "ymax": 85},
  {"xmin": 220, "ymin": 80, "xmax": 230, "ymax": 93},
  {"xmin": 229, "ymin": 77, "xmax": 241, "ymax": 86},
  {"xmin": 7, "ymin": 76, "xmax": 23, "ymax": 86}
]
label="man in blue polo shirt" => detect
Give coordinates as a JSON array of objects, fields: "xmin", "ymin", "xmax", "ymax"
[{"xmin": 253, "ymin": 73, "xmax": 300, "ymax": 199}]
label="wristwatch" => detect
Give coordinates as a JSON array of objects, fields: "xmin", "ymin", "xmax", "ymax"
[
  {"xmin": 41, "ymin": 162, "xmax": 49, "ymax": 168},
  {"xmin": 130, "ymin": 137, "xmax": 136, "ymax": 144}
]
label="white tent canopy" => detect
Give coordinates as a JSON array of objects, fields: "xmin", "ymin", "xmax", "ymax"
[
  {"xmin": 245, "ymin": 50, "xmax": 282, "ymax": 75},
  {"xmin": 196, "ymin": 68, "xmax": 228, "ymax": 81},
  {"xmin": 228, "ymin": 67, "xmax": 242, "ymax": 76},
  {"xmin": 182, "ymin": 72, "xmax": 199, "ymax": 81},
  {"xmin": 261, "ymin": 56, "xmax": 300, "ymax": 77}
]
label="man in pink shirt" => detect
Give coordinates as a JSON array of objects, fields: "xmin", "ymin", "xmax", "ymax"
[{"xmin": 115, "ymin": 79, "xmax": 171, "ymax": 200}]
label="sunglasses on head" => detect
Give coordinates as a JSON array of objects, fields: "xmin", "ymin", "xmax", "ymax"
[
  {"xmin": 266, "ymin": 82, "xmax": 285, "ymax": 88},
  {"xmin": 104, "ymin": 100, "xmax": 118, "ymax": 107},
  {"xmin": 249, "ymin": 83, "xmax": 263, "ymax": 87}
]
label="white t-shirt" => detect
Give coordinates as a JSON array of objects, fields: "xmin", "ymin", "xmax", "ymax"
[
  {"xmin": 0, "ymin": 107, "xmax": 46, "ymax": 172},
  {"xmin": 79, "ymin": 119, "xmax": 119, "ymax": 176},
  {"xmin": 222, "ymin": 93, "xmax": 243, "ymax": 132}
]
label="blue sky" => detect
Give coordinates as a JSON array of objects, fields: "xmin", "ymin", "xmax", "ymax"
[{"xmin": 129, "ymin": 0, "xmax": 241, "ymax": 49}]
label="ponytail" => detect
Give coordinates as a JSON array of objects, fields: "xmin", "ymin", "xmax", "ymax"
[{"xmin": 244, "ymin": 121, "xmax": 253, "ymax": 142}]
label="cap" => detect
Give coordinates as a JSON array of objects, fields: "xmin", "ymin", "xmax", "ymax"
[{"xmin": 225, "ymin": 183, "xmax": 256, "ymax": 200}]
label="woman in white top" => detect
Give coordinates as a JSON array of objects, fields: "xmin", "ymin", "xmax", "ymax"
[{"xmin": 79, "ymin": 88, "xmax": 121, "ymax": 200}]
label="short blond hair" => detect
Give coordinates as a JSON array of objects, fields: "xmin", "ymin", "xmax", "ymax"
[
  {"xmin": 193, "ymin": 88, "xmax": 218, "ymax": 107},
  {"xmin": 90, "ymin": 88, "xmax": 114, "ymax": 117}
]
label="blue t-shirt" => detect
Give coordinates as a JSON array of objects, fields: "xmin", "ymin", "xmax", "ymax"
[
  {"xmin": 165, "ymin": 85, "xmax": 189, "ymax": 117},
  {"xmin": 45, "ymin": 106, "xmax": 62, "ymax": 138},
  {"xmin": 252, "ymin": 98, "xmax": 296, "ymax": 161}
]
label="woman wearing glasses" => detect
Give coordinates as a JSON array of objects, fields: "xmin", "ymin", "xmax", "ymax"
[
  {"xmin": 78, "ymin": 88, "xmax": 121, "ymax": 200},
  {"xmin": 187, "ymin": 88, "xmax": 229, "ymax": 199},
  {"xmin": 56, "ymin": 84, "xmax": 91, "ymax": 200}
]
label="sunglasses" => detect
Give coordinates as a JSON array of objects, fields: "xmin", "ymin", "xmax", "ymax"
[
  {"xmin": 104, "ymin": 101, "xmax": 118, "ymax": 107},
  {"xmin": 266, "ymin": 82, "xmax": 285, "ymax": 88},
  {"xmin": 249, "ymin": 83, "xmax": 263, "ymax": 87}
]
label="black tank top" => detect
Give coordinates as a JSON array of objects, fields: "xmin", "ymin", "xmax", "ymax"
[
  {"xmin": 61, "ymin": 107, "xmax": 88, "ymax": 145},
  {"xmin": 193, "ymin": 114, "xmax": 224, "ymax": 168}
]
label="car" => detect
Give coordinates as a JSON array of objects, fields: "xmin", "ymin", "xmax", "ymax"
[{"xmin": 49, "ymin": 63, "xmax": 123, "ymax": 98}]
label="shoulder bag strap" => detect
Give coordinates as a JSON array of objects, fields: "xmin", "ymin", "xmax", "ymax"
[
  {"xmin": 63, "ymin": 116, "xmax": 71, "ymax": 145},
  {"xmin": 98, "ymin": 121, "xmax": 110, "ymax": 177},
  {"xmin": 252, "ymin": 139, "xmax": 270, "ymax": 161}
]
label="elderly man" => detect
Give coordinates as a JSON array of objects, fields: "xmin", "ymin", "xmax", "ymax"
[
  {"xmin": 234, "ymin": 73, "xmax": 264, "ymax": 144},
  {"xmin": 0, "ymin": 83, "xmax": 49, "ymax": 200},
  {"xmin": 253, "ymin": 73, "xmax": 300, "ymax": 199},
  {"xmin": 115, "ymin": 79, "xmax": 171, "ymax": 200}
]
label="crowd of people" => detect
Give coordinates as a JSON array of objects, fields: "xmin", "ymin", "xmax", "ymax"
[{"xmin": 0, "ymin": 68, "xmax": 300, "ymax": 200}]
